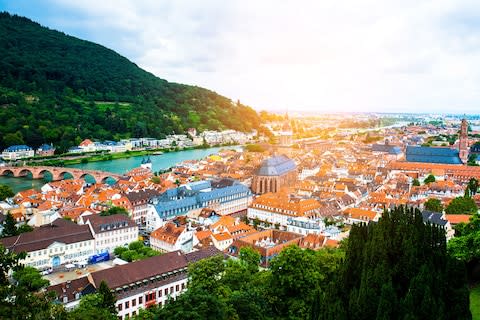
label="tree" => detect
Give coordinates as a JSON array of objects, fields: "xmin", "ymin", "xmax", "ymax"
[
  {"xmin": 12, "ymin": 266, "xmax": 49, "ymax": 291},
  {"xmin": 424, "ymin": 198, "xmax": 444, "ymax": 213},
  {"xmin": 468, "ymin": 178, "xmax": 479, "ymax": 196},
  {"xmin": 412, "ymin": 178, "xmax": 420, "ymax": 187},
  {"xmin": 424, "ymin": 174, "xmax": 436, "ymax": 184},
  {"xmin": 17, "ymin": 224, "xmax": 33, "ymax": 234},
  {"xmin": 0, "ymin": 185, "xmax": 14, "ymax": 201},
  {"xmin": 2, "ymin": 212, "xmax": 17, "ymax": 237},
  {"xmin": 100, "ymin": 206, "xmax": 129, "ymax": 216},
  {"xmin": 114, "ymin": 241, "xmax": 159, "ymax": 262},
  {"xmin": 445, "ymin": 196, "xmax": 478, "ymax": 214},
  {"xmin": 67, "ymin": 294, "xmax": 116, "ymax": 320},
  {"xmin": 188, "ymin": 254, "xmax": 225, "ymax": 294},
  {"xmin": 0, "ymin": 245, "xmax": 64, "ymax": 319},
  {"xmin": 98, "ymin": 281, "xmax": 116, "ymax": 315}
]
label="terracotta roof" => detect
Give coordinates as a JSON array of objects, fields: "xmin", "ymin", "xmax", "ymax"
[
  {"xmin": 445, "ymin": 214, "xmax": 471, "ymax": 225},
  {"xmin": 151, "ymin": 223, "xmax": 185, "ymax": 245},
  {"xmin": 344, "ymin": 208, "xmax": 378, "ymax": 221},
  {"xmin": 298, "ymin": 234, "xmax": 326, "ymax": 250},
  {"xmin": 212, "ymin": 232, "xmax": 232, "ymax": 242},
  {"xmin": 195, "ymin": 230, "xmax": 212, "ymax": 241}
]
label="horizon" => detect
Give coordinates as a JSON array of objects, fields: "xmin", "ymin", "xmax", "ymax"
[{"xmin": 2, "ymin": 0, "xmax": 480, "ymax": 114}]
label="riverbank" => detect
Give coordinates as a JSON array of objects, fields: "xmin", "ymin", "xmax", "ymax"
[
  {"xmin": 1, "ymin": 146, "xmax": 243, "ymax": 192},
  {"xmin": 26, "ymin": 143, "xmax": 240, "ymax": 167}
]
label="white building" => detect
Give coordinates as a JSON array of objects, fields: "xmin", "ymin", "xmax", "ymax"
[
  {"xmin": 49, "ymin": 247, "xmax": 221, "ymax": 319},
  {"xmin": 286, "ymin": 216, "xmax": 325, "ymax": 235},
  {"xmin": 1, "ymin": 145, "xmax": 34, "ymax": 160},
  {"xmin": 150, "ymin": 222, "xmax": 194, "ymax": 253},
  {"xmin": 84, "ymin": 214, "xmax": 138, "ymax": 254},
  {"xmin": 0, "ymin": 218, "xmax": 94, "ymax": 270}
]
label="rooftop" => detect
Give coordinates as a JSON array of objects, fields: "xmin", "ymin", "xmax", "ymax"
[
  {"xmin": 406, "ymin": 146, "xmax": 462, "ymax": 165},
  {"xmin": 256, "ymin": 155, "xmax": 296, "ymax": 176}
]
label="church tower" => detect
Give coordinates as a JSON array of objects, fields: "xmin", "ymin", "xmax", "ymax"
[
  {"xmin": 459, "ymin": 118, "xmax": 469, "ymax": 164},
  {"xmin": 279, "ymin": 112, "xmax": 293, "ymax": 146}
]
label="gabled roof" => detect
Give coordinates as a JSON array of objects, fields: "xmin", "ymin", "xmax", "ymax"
[
  {"xmin": 406, "ymin": 146, "xmax": 462, "ymax": 164},
  {"xmin": 422, "ymin": 211, "xmax": 448, "ymax": 226},
  {"xmin": 90, "ymin": 251, "xmax": 188, "ymax": 289},
  {"xmin": 3, "ymin": 145, "xmax": 32, "ymax": 152},
  {"xmin": 0, "ymin": 218, "xmax": 93, "ymax": 253},
  {"xmin": 85, "ymin": 214, "xmax": 136, "ymax": 234},
  {"xmin": 151, "ymin": 223, "xmax": 185, "ymax": 245}
]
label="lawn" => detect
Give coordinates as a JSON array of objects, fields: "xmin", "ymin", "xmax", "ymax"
[{"xmin": 471, "ymin": 285, "xmax": 480, "ymax": 320}]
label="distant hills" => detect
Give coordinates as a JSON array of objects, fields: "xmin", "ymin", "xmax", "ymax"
[{"xmin": 0, "ymin": 12, "xmax": 260, "ymax": 152}]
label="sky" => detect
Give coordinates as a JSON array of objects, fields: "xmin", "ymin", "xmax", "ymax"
[{"xmin": 2, "ymin": 0, "xmax": 480, "ymax": 114}]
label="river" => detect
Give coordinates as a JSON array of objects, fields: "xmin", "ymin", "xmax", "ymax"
[{"xmin": 0, "ymin": 146, "xmax": 239, "ymax": 193}]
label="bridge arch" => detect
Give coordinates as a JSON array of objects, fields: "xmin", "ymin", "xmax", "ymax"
[
  {"xmin": 56, "ymin": 171, "xmax": 74, "ymax": 180},
  {"xmin": 37, "ymin": 169, "xmax": 54, "ymax": 180},
  {"xmin": 100, "ymin": 176, "xmax": 117, "ymax": 184},
  {"xmin": 18, "ymin": 168, "xmax": 33, "ymax": 178},
  {"xmin": 80, "ymin": 173, "xmax": 96, "ymax": 184},
  {"xmin": 0, "ymin": 169, "xmax": 14, "ymax": 177}
]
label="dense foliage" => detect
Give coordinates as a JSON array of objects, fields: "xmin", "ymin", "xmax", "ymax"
[
  {"xmin": 1, "ymin": 212, "xmax": 33, "ymax": 238},
  {"xmin": 424, "ymin": 198, "xmax": 444, "ymax": 213},
  {"xmin": 113, "ymin": 241, "xmax": 160, "ymax": 262},
  {"xmin": 448, "ymin": 214, "xmax": 480, "ymax": 281},
  {"xmin": 0, "ymin": 207, "xmax": 472, "ymax": 319},
  {"xmin": 446, "ymin": 196, "xmax": 478, "ymax": 214},
  {"xmin": 100, "ymin": 206, "xmax": 129, "ymax": 216},
  {"xmin": 0, "ymin": 185, "xmax": 14, "ymax": 201},
  {"xmin": 136, "ymin": 206, "xmax": 471, "ymax": 320},
  {"xmin": 424, "ymin": 174, "xmax": 436, "ymax": 184},
  {"xmin": 0, "ymin": 12, "xmax": 261, "ymax": 152}
]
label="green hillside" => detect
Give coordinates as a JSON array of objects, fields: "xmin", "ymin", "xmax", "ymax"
[{"xmin": 0, "ymin": 12, "xmax": 260, "ymax": 152}]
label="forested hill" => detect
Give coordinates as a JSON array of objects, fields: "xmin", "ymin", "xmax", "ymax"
[{"xmin": 0, "ymin": 12, "xmax": 260, "ymax": 152}]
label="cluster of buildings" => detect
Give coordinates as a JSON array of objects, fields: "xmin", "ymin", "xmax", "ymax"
[
  {"xmin": 2, "ymin": 115, "xmax": 480, "ymax": 318},
  {"xmin": 1, "ymin": 143, "xmax": 55, "ymax": 160},
  {"xmin": 67, "ymin": 130, "xmax": 256, "ymax": 154}
]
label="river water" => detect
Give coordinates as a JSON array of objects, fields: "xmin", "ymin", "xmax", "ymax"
[{"xmin": 0, "ymin": 146, "xmax": 238, "ymax": 193}]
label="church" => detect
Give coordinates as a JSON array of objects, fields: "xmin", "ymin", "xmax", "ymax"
[
  {"xmin": 251, "ymin": 155, "xmax": 297, "ymax": 194},
  {"xmin": 406, "ymin": 118, "xmax": 469, "ymax": 165}
]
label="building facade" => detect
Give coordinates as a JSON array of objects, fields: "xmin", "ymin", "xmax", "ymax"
[
  {"xmin": 1, "ymin": 145, "xmax": 34, "ymax": 160},
  {"xmin": 49, "ymin": 247, "xmax": 220, "ymax": 319},
  {"xmin": 251, "ymin": 155, "xmax": 297, "ymax": 194},
  {"xmin": 0, "ymin": 218, "xmax": 94, "ymax": 270},
  {"xmin": 84, "ymin": 214, "xmax": 138, "ymax": 254},
  {"xmin": 150, "ymin": 222, "xmax": 194, "ymax": 253},
  {"xmin": 151, "ymin": 179, "xmax": 252, "ymax": 220},
  {"xmin": 247, "ymin": 192, "xmax": 321, "ymax": 227}
]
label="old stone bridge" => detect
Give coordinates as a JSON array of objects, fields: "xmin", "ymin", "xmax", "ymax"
[{"xmin": 0, "ymin": 166, "xmax": 124, "ymax": 183}]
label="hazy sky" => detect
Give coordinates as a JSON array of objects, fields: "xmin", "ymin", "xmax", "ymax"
[{"xmin": 2, "ymin": 0, "xmax": 480, "ymax": 114}]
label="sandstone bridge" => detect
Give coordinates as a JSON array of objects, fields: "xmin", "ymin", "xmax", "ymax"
[{"xmin": 0, "ymin": 166, "xmax": 124, "ymax": 184}]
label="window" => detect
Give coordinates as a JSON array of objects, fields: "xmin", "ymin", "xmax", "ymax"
[
  {"xmin": 125, "ymin": 301, "xmax": 129, "ymax": 309},
  {"xmin": 170, "ymin": 286, "xmax": 174, "ymax": 294},
  {"xmin": 118, "ymin": 303, "xmax": 123, "ymax": 311},
  {"xmin": 164, "ymin": 288, "xmax": 168, "ymax": 296},
  {"xmin": 132, "ymin": 299, "xmax": 136, "ymax": 307},
  {"xmin": 176, "ymin": 284, "xmax": 179, "ymax": 292},
  {"xmin": 139, "ymin": 296, "xmax": 142, "ymax": 304}
]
